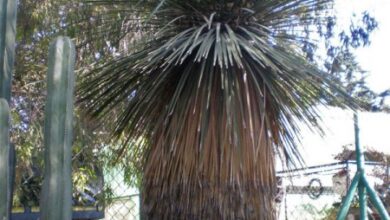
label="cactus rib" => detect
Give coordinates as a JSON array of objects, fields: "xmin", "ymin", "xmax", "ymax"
[
  {"xmin": 40, "ymin": 37, "xmax": 76, "ymax": 220},
  {"xmin": 0, "ymin": 99, "xmax": 11, "ymax": 220},
  {"xmin": 0, "ymin": 0, "xmax": 18, "ymax": 102}
]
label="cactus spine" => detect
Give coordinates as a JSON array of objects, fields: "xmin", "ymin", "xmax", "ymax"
[
  {"xmin": 40, "ymin": 37, "xmax": 76, "ymax": 220},
  {"xmin": 0, "ymin": 99, "xmax": 12, "ymax": 220},
  {"xmin": 0, "ymin": 0, "xmax": 17, "ymax": 101}
]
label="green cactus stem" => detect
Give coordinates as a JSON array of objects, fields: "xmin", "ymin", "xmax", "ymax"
[
  {"xmin": 40, "ymin": 37, "xmax": 76, "ymax": 220},
  {"xmin": 0, "ymin": 98, "xmax": 12, "ymax": 220},
  {"xmin": 0, "ymin": 1, "xmax": 17, "ymax": 219},
  {"xmin": 0, "ymin": 0, "xmax": 18, "ymax": 102}
]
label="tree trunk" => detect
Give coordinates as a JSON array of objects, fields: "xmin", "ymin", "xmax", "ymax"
[{"xmin": 141, "ymin": 72, "xmax": 277, "ymax": 219}]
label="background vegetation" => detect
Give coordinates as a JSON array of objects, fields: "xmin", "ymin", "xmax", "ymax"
[{"xmin": 10, "ymin": 0, "xmax": 388, "ymax": 209}]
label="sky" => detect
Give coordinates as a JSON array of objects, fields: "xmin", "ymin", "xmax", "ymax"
[
  {"xmin": 337, "ymin": 0, "xmax": 390, "ymax": 92},
  {"xmin": 296, "ymin": 0, "xmax": 390, "ymax": 167}
]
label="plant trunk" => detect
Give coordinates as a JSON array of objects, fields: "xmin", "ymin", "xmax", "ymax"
[
  {"xmin": 141, "ymin": 74, "xmax": 277, "ymax": 219},
  {"xmin": 142, "ymin": 133, "xmax": 276, "ymax": 219}
]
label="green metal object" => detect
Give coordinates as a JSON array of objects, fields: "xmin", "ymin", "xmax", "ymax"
[
  {"xmin": 40, "ymin": 37, "xmax": 76, "ymax": 220},
  {"xmin": 355, "ymin": 112, "xmax": 368, "ymax": 220},
  {"xmin": 0, "ymin": 99, "xmax": 12, "ymax": 220},
  {"xmin": 336, "ymin": 172, "xmax": 361, "ymax": 219},
  {"xmin": 0, "ymin": 0, "xmax": 17, "ymax": 102},
  {"xmin": 358, "ymin": 181, "xmax": 368, "ymax": 219},
  {"xmin": 336, "ymin": 112, "xmax": 389, "ymax": 220},
  {"xmin": 362, "ymin": 177, "xmax": 390, "ymax": 220}
]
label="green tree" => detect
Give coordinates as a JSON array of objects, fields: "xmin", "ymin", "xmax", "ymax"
[
  {"xmin": 78, "ymin": 0, "xmax": 361, "ymax": 219},
  {"xmin": 10, "ymin": 0, "xmax": 115, "ymax": 207}
]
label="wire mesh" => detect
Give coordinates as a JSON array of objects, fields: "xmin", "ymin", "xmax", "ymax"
[
  {"xmin": 102, "ymin": 166, "xmax": 140, "ymax": 220},
  {"xmin": 104, "ymin": 196, "xmax": 140, "ymax": 220},
  {"xmin": 10, "ymin": 156, "xmax": 388, "ymax": 220},
  {"xmin": 99, "ymin": 160, "xmax": 389, "ymax": 220}
]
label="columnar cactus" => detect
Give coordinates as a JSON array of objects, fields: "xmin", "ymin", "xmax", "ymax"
[
  {"xmin": 0, "ymin": 98, "xmax": 12, "ymax": 220},
  {"xmin": 40, "ymin": 37, "xmax": 76, "ymax": 220},
  {"xmin": 0, "ymin": 0, "xmax": 17, "ymax": 219},
  {"xmin": 0, "ymin": 0, "xmax": 18, "ymax": 102}
]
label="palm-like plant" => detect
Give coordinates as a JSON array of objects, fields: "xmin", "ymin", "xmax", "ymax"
[{"xmin": 79, "ymin": 0, "xmax": 355, "ymax": 219}]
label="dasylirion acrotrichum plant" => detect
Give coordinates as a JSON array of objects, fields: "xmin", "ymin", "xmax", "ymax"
[
  {"xmin": 0, "ymin": 0, "xmax": 18, "ymax": 102},
  {"xmin": 0, "ymin": 99, "xmax": 12, "ymax": 220},
  {"xmin": 40, "ymin": 36, "xmax": 76, "ymax": 220}
]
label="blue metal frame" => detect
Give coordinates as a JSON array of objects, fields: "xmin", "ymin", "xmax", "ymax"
[{"xmin": 11, "ymin": 207, "xmax": 104, "ymax": 220}]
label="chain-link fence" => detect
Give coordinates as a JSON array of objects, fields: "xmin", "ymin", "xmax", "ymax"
[
  {"xmin": 104, "ymin": 195, "xmax": 140, "ymax": 220},
  {"xmin": 10, "ymin": 158, "xmax": 388, "ymax": 220},
  {"xmin": 100, "ymin": 160, "xmax": 388, "ymax": 220},
  {"xmin": 99, "ymin": 160, "xmax": 389, "ymax": 220},
  {"xmin": 10, "ymin": 154, "xmax": 141, "ymax": 220},
  {"xmin": 103, "ymin": 167, "xmax": 140, "ymax": 220}
]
